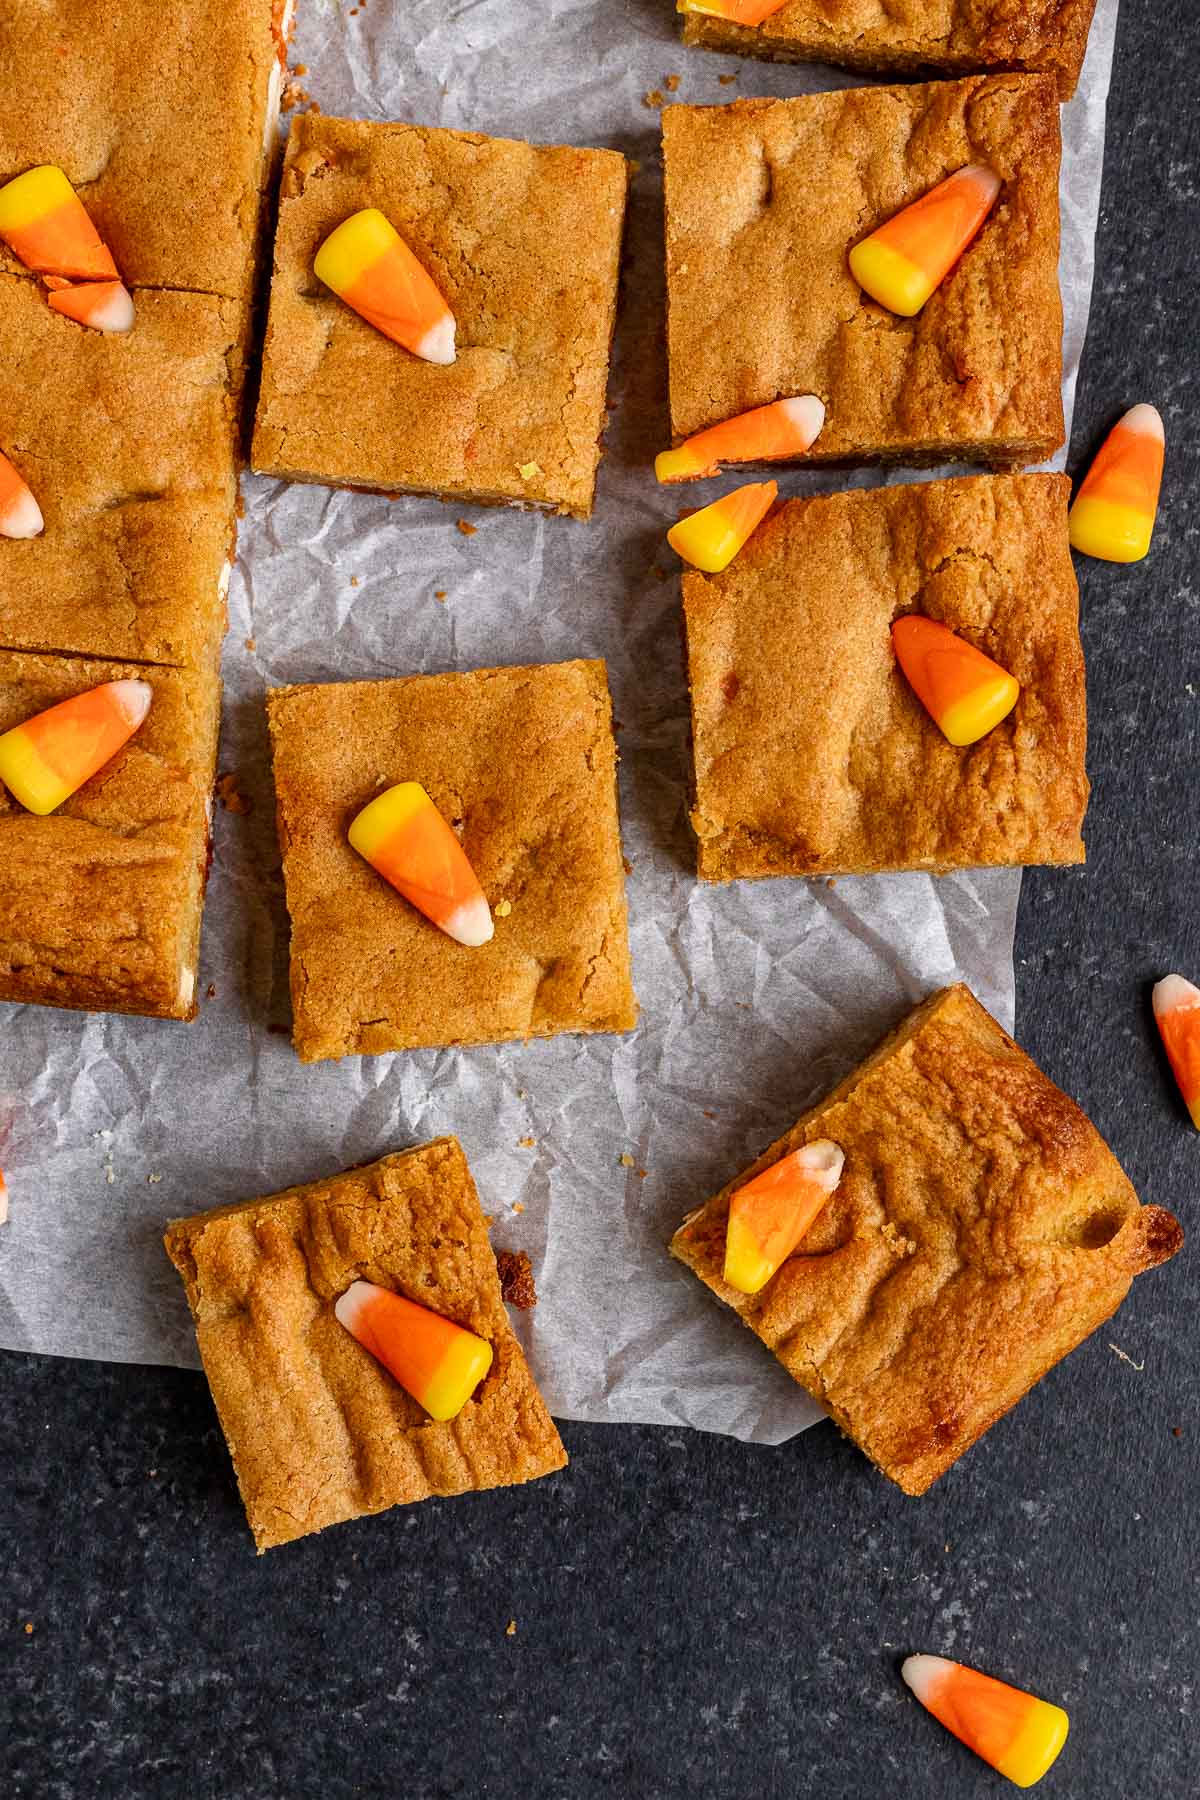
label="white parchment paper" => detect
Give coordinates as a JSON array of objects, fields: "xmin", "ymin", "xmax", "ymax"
[{"xmin": 0, "ymin": 0, "xmax": 1118, "ymax": 1442}]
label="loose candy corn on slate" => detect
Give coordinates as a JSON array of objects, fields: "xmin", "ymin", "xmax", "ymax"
[
  {"xmin": 656, "ymin": 396, "xmax": 824, "ymax": 483},
  {"xmin": 336, "ymin": 1280, "xmax": 494, "ymax": 1421},
  {"xmin": 902, "ymin": 1656, "xmax": 1069, "ymax": 1789},
  {"xmin": 165, "ymin": 1140, "xmax": 567, "ymax": 1550},
  {"xmin": 668, "ymin": 481, "xmax": 776, "ymax": 573},
  {"xmin": 1153, "ymin": 975, "xmax": 1200, "ymax": 1129},
  {"xmin": 0, "ymin": 678, "xmax": 151, "ymax": 815},
  {"xmin": 724, "ymin": 1139, "xmax": 843, "ymax": 1295},
  {"xmin": 1069, "ymin": 404, "xmax": 1165, "ymax": 563},
  {"xmin": 849, "ymin": 164, "xmax": 1000, "ymax": 316},
  {"xmin": 892, "ymin": 614, "xmax": 1020, "ymax": 747},
  {"xmin": 0, "ymin": 450, "xmax": 42, "ymax": 539},
  {"xmin": 45, "ymin": 277, "xmax": 134, "ymax": 334},
  {"xmin": 0, "ymin": 165, "xmax": 118, "ymax": 280},
  {"xmin": 349, "ymin": 781, "xmax": 494, "ymax": 947},
  {"xmin": 315, "ymin": 208, "xmax": 456, "ymax": 363},
  {"xmin": 672, "ymin": 985, "xmax": 1182, "ymax": 1494}
]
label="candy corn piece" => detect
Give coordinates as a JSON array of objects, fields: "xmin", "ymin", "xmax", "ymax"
[
  {"xmin": 0, "ymin": 165, "xmax": 119, "ymax": 280},
  {"xmin": 656, "ymin": 395, "xmax": 825, "ymax": 484},
  {"xmin": 677, "ymin": 0, "xmax": 790, "ymax": 26},
  {"xmin": 892, "ymin": 615, "xmax": 1019, "ymax": 747},
  {"xmin": 348, "ymin": 781, "xmax": 494, "ymax": 946},
  {"xmin": 724, "ymin": 1139, "xmax": 844, "ymax": 1295},
  {"xmin": 849, "ymin": 165, "xmax": 1001, "ymax": 317},
  {"xmin": 0, "ymin": 679, "xmax": 151, "ymax": 815},
  {"xmin": 1152, "ymin": 974, "xmax": 1200, "ymax": 1129},
  {"xmin": 1068, "ymin": 404, "xmax": 1165, "ymax": 563},
  {"xmin": 668, "ymin": 480, "xmax": 777, "ymax": 574},
  {"xmin": 314, "ymin": 208, "xmax": 456, "ymax": 364},
  {"xmin": 0, "ymin": 450, "xmax": 43, "ymax": 539},
  {"xmin": 46, "ymin": 278, "xmax": 134, "ymax": 334},
  {"xmin": 902, "ymin": 1656, "xmax": 1069, "ymax": 1789},
  {"xmin": 335, "ymin": 1280, "xmax": 493, "ymax": 1421}
]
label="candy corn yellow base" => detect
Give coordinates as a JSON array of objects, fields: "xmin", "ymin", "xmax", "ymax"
[
  {"xmin": 938, "ymin": 674, "xmax": 1021, "ymax": 747},
  {"xmin": 420, "ymin": 1333, "xmax": 495, "ymax": 1421},
  {"xmin": 994, "ymin": 1702, "xmax": 1070, "ymax": 1788},
  {"xmin": 848, "ymin": 237, "xmax": 931, "ymax": 316},
  {"xmin": 722, "ymin": 1212, "xmax": 777, "ymax": 1295},
  {"xmin": 1068, "ymin": 496, "xmax": 1154, "ymax": 563},
  {"xmin": 347, "ymin": 779, "xmax": 426, "ymax": 858},
  {"xmin": 0, "ymin": 727, "xmax": 71, "ymax": 814}
]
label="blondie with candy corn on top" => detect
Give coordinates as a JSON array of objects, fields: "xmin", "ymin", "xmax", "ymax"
[
  {"xmin": 671, "ymin": 985, "xmax": 1183, "ymax": 1496},
  {"xmin": 266, "ymin": 660, "xmax": 637, "ymax": 1062},
  {"xmin": 164, "ymin": 1139, "xmax": 567, "ymax": 1551},
  {"xmin": 677, "ymin": 0, "xmax": 1098, "ymax": 102},
  {"xmin": 663, "ymin": 76, "xmax": 1063, "ymax": 467},
  {"xmin": 683, "ymin": 472, "xmax": 1088, "ymax": 879},
  {"xmin": 252, "ymin": 113, "xmax": 628, "ymax": 518},
  {"xmin": 0, "ymin": 649, "xmax": 220, "ymax": 1020},
  {"xmin": 0, "ymin": 0, "xmax": 291, "ymax": 300}
]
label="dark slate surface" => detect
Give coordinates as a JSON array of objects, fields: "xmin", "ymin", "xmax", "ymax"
[{"xmin": 2, "ymin": 6, "xmax": 1198, "ymax": 1796}]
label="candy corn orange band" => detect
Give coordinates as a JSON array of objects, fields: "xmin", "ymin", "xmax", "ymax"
[
  {"xmin": 0, "ymin": 165, "xmax": 119, "ymax": 281},
  {"xmin": 724, "ymin": 1139, "xmax": 844, "ymax": 1295},
  {"xmin": 348, "ymin": 781, "xmax": 494, "ymax": 947},
  {"xmin": 1152, "ymin": 974, "xmax": 1200, "ymax": 1129},
  {"xmin": 668, "ymin": 480, "xmax": 777, "ymax": 573},
  {"xmin": 903, "ymin": 1656, "xmax": 1069, "ymax": 1789},
  {"xmin": 892, "ymin": 614, "xmax": 1019, "ymax": 747},
  {"xmin": 1068, "ymin": 404, "xmax": 1164, "ymax": 563},
  {"xmin": 314, "ymin": 208, "xmax": 457, "ymax": 364},
  {"xmin": 0, "ymin": 450, "xmax": 43, "ymax": 539},
  {"xmin": 335, "ymin": 1279, "xmax": 493, "ymax": 1421},
  {"xmin": 46, "ymin": 279, "xmax": 134, "ymax": 334},
  {"xmin": 850, "ymin": 164, "xmax": 1001, "ymax": 317},
  {"xmin": 656, "ymin": 395, "xmax": 825, "ymax": 483},
  {"xmin": 0, "ymin": 679, "xmax": 151, "ymax": 815},
  {"xmin": 677, "ymin": 0, "xmax": 790, "ymax": 28}
]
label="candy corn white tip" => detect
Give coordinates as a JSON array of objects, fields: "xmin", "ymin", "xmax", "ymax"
[
  {"xmin": 901, "ymin": 1654, "xmax": 952, "ymax": 1702},
  {"xmin": 416, "ymin": 314, "xmax": 457, "ymax": 365},
  {"xmin": 1, "ymin": 489, "xmax": 43, "ymax": 539},
  {"xmin": 1153, "ymin": 973, "xmax": 1200, "ymax": 1017},
  {"xmin": 444, "ymin": 893, "xmax": 495, "ymax": 948},
  {"xmin": 335, "ymin": 1279, "xmax": 376, "ymax": 1334},
  {"xmin": 796, "ymin": 1140, "xmax": 844, "ymax": 1186},
  {"xmin": 1122, "ymin": 402, "xmax": 1164, "ymax": 441},
  {"xmin": 91, "ymin": 283, "xmax": 135, "ymax": 333},
  {"xmin": 779, "ymin": 393, "xmax": 825, "ymax": 445},
  {"xmin": 110, "ymin": 679, "xmax": 153, "ymax": 728}
]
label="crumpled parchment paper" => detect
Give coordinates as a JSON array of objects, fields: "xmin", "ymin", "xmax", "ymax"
[{"xmin": 0, "ymin": 0, "xmax": 1119, "ymax": 1442}]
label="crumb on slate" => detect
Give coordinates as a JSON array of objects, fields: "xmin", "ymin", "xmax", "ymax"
[
  {"xmin": 244, "ymin": 636, "xmax": 257, "ymax": 653},
  {"xmin": 206, "ymin": 983, "xmax": 217, "ymax": 999},
  {"xmin": 719, "ymin": 72, "xmax": 737, "ymax": 84},
  {"xmin": 506, "ymin": 1619, "xmax": 517, "ymax": 1637},
  {"xmin": 643, "ymin": 89, "xmax": 664, "ymax": 109},
  {"xmin": 456, "ymin": 519, "xmax": 477, "ymax": 537},
  {"xmin": 665, "ymin": 73, "xmax": 681, "ymax": 91},
  {"xmin": 619, "ymin": 1153, "xmax": 634, "ymax": 1167},
  {"xmin": 518, "ymin": 1136, "xmax": 535, "ymax": 1148},
  {"xmin": 496, "ymin": 1250, "xmax": 537, "ymax": 1311},
  {"xmin": 434, "ymin": 590, "xmax": 448, "ymax": 602},
  {"xmin": 216, "ymin": 772, "xmax": 252, "ymax": 816}
]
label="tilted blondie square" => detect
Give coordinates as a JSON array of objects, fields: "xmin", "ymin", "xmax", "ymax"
[
  {"xmin": 684, "ymin": 472, "xmax": 1088, "ymax": 879},
  {"xmin": 266, "ymin": 660, "xmax": 638, "ymax": 1061},
  {"xmin": 0, "ymin": 275, "xmax": 243, "ymax": 669},
  {"xmin": 252, "ymin": 114, "xmax": 629, "ymax": 518},
  {"xmin": 165, "ymin": 1138, "xmax": 567, "ymax": 1550},
  {"xmin": 0, "ymin": 0, "xmax": 290, "ymax": 300},
  {"xmin": 678, "ymin": 0, "xmax": 1098, "ymax": 102},
  {"xmin": 0, "ymin": 649, "xmax": 220, "ymax": 1020},
  {"xmin": 671, "ymin": 985, "xmax": 1183, "ymax": 1495},
  {"xmin": 663, "ymin": 76, "xmax": 1063, "ymax": 465}
]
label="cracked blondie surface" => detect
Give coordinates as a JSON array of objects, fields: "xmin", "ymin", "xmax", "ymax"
[
  {"xmin": 671, "ymin": 985, "xmax": 1183, "ymax": 1495},
  {"xmin": 0, "ymin": 275, "xmax": 243, "ymax": 669},
  {"xmin": 663, "ymin": 76, "xmax": 1063, "ymax": 463},
  {"xmin": 266, "ymin": 660, "xmax": 638, "ymax": 1061},
  {"xmin": 683, "ymin": 472, "xmax": 1088, "ymax": 878},
  {"xmin": 252, "ymin": 114, "xmax": 629, "ymax": 518},
  {"xmin": 680, "ymin": 0, "xmax": 1098, "ymax": 100},
  {"xmin": 165, "ymin": 1138, "xmax": 567, "ymax": 1550},
  {"xmin": 0, "ymin": 649, "xmax": 220, "ymax": 1019}
]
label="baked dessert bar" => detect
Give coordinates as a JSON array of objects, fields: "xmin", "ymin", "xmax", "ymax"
[
  {"xmin": 671, "ymin": 984, "xmax": 1183, "ymax": 1495},
  {"xmin": 684, "ymin": 472, "xmax": 1088, "ymax": 878},
  {"xmin": 165, "ymin": 1138, "xmax": 567, "ymax": 1550},
  {"xmin": 678, "ymin": 0, "xmax": 1098, "ymax": 102},
  {"xmin": 0, "ymin": 649, "xmax": 220, "ymax": 1019},
  {"xmin": 0, "ymin": 0, "xmax": 291, "ymax": 300},
  {"xmin": 266, "ymin": 659, "xmax": 638, "ymax": 1061},
  {"xmin": 0, "ymin": 276, "xmax": 243, "ymax": 669},
  {"xmin": 252, "ymin": 114, "xmax": 628, "ymax": 518},
  {"xmin": 663, "ymin": 76, "xmax": 1064, "ymax": 466}
]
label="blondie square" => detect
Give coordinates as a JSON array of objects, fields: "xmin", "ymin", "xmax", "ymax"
[
  {"xmin": 679, "ymin": 0, "xmax": 1098, "ymax": 101},
  {"xmin": 0, "ymin": 649, "xmax": 220, "ymax": 1020},
  {"xmin": 684, "ymin": 472, "xmax": 1088, "ymax": 879},
  {"xmin": 0, "ymin": 275, "xmax": 243, "ymax": 669},
  {"xmin": 663, "ymin": 76, "xmax": 1064, "ymax": 465},
  {"xmin": 164, "ymin": 1138, "xmax": 568, "ymax": 1550},
  {"xmin": 266, "ymin": 660, "xmax": 638, "ymax": 1062},
  {"xmin": 0, "ymin": 0, "xmax": 289, "ymax": 299},
  {"xmin": 252, "ymin": 114, "xmax": 629, "ymax": 518},
  {"xmin": 671, "ymin": 985, "xmax": 1183, "ymax": 1495}
]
